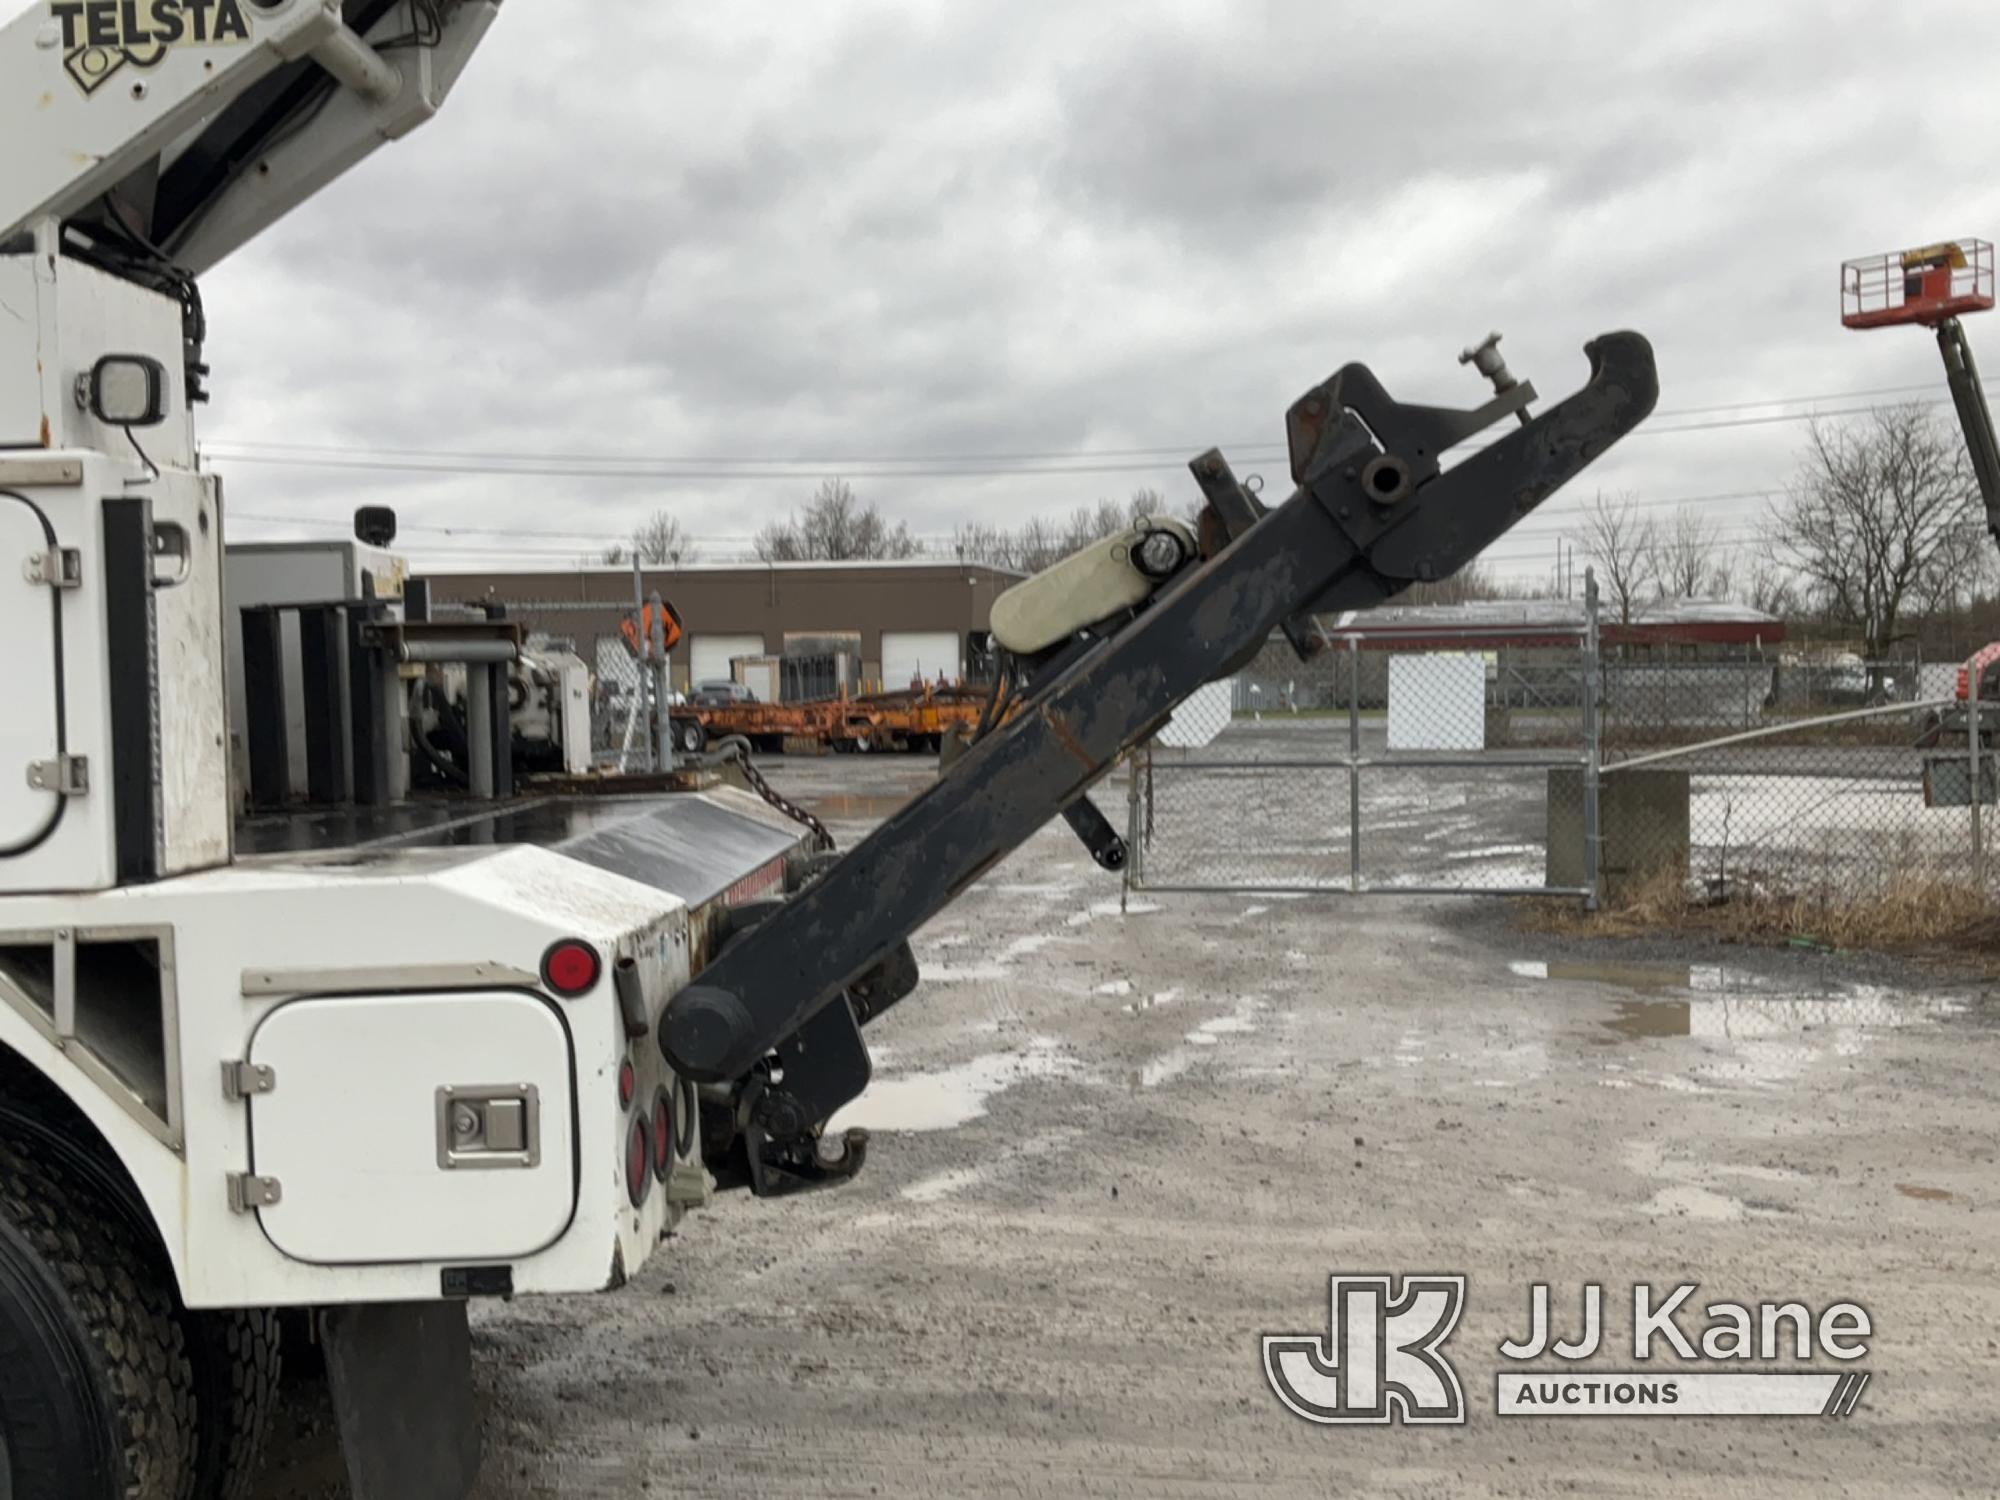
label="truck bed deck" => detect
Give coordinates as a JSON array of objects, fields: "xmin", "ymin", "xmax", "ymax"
[{"xmin": 235, "ymin": 790, "xmax": 805, "ymax": 910}]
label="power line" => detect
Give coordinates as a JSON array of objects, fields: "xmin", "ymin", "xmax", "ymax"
[
  {"xmin": 1635, "ymin": 381, "xmax": 1936, "ymax": 418},
  {"xmin": 228, "ymin": 513, "xmax": 1786, "ymax": 569},
  {"xmin": 202, "ymin": 387, "xmax": 1972, "ymax": 483},
  {"xmin": 232, "ymin": 511, "xmax": 648, "ymax": 544},
  {"xmin": 234, "ymin": 482, "xmax": 1784, "ymax": 560},
  {"xmin": 205, "ymin": 380, "xmax": 1947, "ymax": 471},
  {"xmin": 209, "ymin": 451, "xmax": 1227, "ymax": 481}
]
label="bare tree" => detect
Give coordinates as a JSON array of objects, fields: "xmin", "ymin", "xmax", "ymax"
[
  {"xmin": 954, "ymin": 489, "xmax": 1202, "ymax": 574},
  {"xmin": 953, "ymin": 515, "xmax": 1066, "ymax": 573},
  {"xmin": 1741, "ymin": 558, "xmax": 1797, "ymax": 619},
  {"xmin": 631, "ymin": 509, "xmax": 698, "ymax": 565},
  {"xmin": 754, "ymin": 479, "xmax": 918, "ymax": 562},
  {"xmin": 1653, "ymin": 505, "xmax": 1722, "ymax": 599},
  {"xmin": 1399, "ymin": 560, "xmax": 1510, "ymax": 607},
  {"xmin": 1126, "ymin": 485, "xmax": 1205, "ymax": 527},
  {"xmin": 1125, "ymin": 487, "xmax": 1168, "ymax": 523},
  {"xmin": 596, "ymin": 510, "xmax": 699, "ymax": 567},
  {"xmin": 1770, "ymin": 406, "xmax": 1980, "ymax": 658},
  {"xmin": 1581, "ymin": 490, "xmax": 1658, "ymax": 625},
  {"xmin": 1071, "ymin": 499, "xmax": 1135, "ymax": 551}
]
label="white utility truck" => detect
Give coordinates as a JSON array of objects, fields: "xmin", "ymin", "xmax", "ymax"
[{"xmin": 0, "ymin": 2, "xmax": 1658, "ymax": 1496}]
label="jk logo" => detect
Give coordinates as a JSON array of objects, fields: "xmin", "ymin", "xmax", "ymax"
[{"xmin": 1263, "ymin": 1274, "xmax": 1467, "ymax": 1425}]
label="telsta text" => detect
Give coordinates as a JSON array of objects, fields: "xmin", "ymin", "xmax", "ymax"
[
  {"xmin": 50, "ymin": 1, "xmax": 252, "ymax": 50},
  {"xmin": 1500, "ymin": 1283, "xmax": 1871, "ymax": 1361}
]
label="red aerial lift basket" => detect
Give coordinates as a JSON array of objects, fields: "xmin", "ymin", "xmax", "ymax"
[{"xmin": 1841, "ymin": 238, "xmax": 1995, "ymax": 329}]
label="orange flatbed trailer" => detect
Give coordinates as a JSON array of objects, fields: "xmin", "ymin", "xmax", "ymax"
[
  {"xmin": 828, "ymin": 683, "xmax": 990, "ymax": 754},
  {"xmin": 683, "ymin": 683, "xmax": 992, "ymax": 755}
]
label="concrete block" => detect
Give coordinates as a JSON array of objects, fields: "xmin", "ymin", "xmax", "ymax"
[{"xmin": 1547, "ymin": 767, "xmax": 1690, "ymax": 903}]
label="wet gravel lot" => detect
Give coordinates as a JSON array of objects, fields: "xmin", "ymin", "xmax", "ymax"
[{"xmin": 259, "ymin": 753, "xmax": 2000, "ymax": 1499}]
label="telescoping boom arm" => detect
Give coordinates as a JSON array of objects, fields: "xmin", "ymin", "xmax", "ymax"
[
  {"xmin": 1935, "ymin": 317, "xmax": 2000, "ymax": 547},
  {"xmin": 662, "ymin": 331, "xmax": 1660, "ymax": 1197},
  {"xmin": 1, "ymin": 0, "xmax": 498, "ymax": 271}
]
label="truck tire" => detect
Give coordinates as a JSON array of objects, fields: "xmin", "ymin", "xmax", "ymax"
[
  {"xmin": 180, "ymin": 1307, "xmax": 280, "ymax": 1500},
  {"xmin": 0, "ymin": 1086, "xmax": 281, "ymax": 1500},
  {"xmin": 0, "ymin": 1139, "xmax": 194, "ymax": 1500},
  {"xmin": 676, "ymin": 718, "xmax": 706, "ymax": 754}
]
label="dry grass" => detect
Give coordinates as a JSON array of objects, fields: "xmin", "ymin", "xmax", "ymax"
[{"xmin": 1518, "ymin": 864, "xmax": 1999, "ymax": 962}]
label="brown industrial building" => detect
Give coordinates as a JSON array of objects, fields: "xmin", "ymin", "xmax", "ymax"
[
  {"xmin": 423, "ymin": 565, "xmax": 1788, "ymax": 699},
  {"xmin": 425, "ymin": 560, "xmax": 1023, "ymax": 693}
]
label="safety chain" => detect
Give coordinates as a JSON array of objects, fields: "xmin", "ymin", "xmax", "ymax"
[{"xmin": 721, "ymin": 744, "xmax": 837, "ymax": 853}]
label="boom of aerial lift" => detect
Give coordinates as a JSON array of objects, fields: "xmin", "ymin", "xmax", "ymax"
[
  {"xmin": 1842, "ymin": 238, "xmax": 2000, "ymax": 545},
  {"xmin": 2, "ymin": 0, "xmax": 495, "ymax": 270}
]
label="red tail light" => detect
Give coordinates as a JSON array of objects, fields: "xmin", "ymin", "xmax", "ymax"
[
  {"xmin": 626, "ymin": 1116, "xmax": 651, "ymax": 1207},
  {"xmin": 618, "ymin": 1059, "xmax": 636, "ymax": 1110},
  {"xmin": 542, "ymin": 939, "xmax": 602, "ymax": 997},
  {"xmin": 652, "ymin": 1091, "xmax": 673, "ymax": 1180}
]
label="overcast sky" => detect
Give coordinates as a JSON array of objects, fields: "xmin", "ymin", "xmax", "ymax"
[{"xmin": 187, "ymin": 0, "xmax": 2000, "ymax": 585}]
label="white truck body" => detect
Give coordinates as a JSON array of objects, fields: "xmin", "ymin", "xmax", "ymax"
[
  {"xmin": 0, "ymin": 0, "xmax": 786, "ymax": 1317},
  {"xmin": 0, "ymin": 804, "xmax": 807, "ymax": 1307}
]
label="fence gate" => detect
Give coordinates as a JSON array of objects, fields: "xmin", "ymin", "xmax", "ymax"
[{"xmin": 1125, "ymin": 622, "xmax": 1598, "ymax": 898}]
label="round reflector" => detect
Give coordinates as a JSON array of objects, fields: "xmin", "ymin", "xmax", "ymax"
[
  {"xmin": 652, "ymin": 1091, "xmax": 673, "ymax": 1180},
  {"xmin": 626, "ymin": 1116, "xmax": 651, "ymax": 1208},
  {"xmin": 542, "ymin": 939, "xmax": 602, "ymax": 997},
  {"xmin": 618, "ymin": 1059, "xmax": 636, "ymax": 1110},
  {"xmin": 674, "ymin": 1077, "xmax": 698, "ymax": 1161}
]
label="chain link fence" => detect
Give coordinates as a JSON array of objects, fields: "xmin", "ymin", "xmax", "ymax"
[
  {"xmin": 1128, "ymin": 583, "xmax": 1995, "ymax": 911},
  {"xmin": 1599, "ymin": 648, "xmax": 1982, "ymax": 905},
  {"xmin": 1126, "ymin": 621, "xmax": 1596, "ymax": 895}
]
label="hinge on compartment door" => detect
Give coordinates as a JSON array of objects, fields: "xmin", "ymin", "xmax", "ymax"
[
  {"xmin": 25, "ymin": 756, "xmax": 87, "ymax": 796},
  {"xmin": 226, "ymin": 1174, "xmax": 282, "ymax": 1212},
  {"xmin": 222, "ymin": 1060, "xmax": 276, "ymax": 1100},
  {"xmin": 23, "ymin": 548, "xmax": 82, "ymax": 588}
]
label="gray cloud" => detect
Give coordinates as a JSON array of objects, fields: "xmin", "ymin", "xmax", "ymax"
[{"xmin": 178, "ymin": 0, "xmax": 2000, "ymax": 580}]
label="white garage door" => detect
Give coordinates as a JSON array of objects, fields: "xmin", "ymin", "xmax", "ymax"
[
  {"xmin": 881, "ymin": 631, "xmax": 961, "ymax": 689},
  {"xmin": 689, "ymin": 634, "xmax": 764, "ymax": 688}
]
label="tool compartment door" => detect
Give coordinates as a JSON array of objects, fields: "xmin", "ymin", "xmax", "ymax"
[
  {"xmin": 0, "ymin": 493, "xmax": 64, "ymax": 856},
  {"xmin": 247, "ymin": 990, "xmax": 577, "ymax": 1265}
]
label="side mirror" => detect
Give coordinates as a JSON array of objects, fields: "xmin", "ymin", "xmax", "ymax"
[
  {"xmin": 355, "ymin": 506, "xmax": 398, "ymax": 547},
  {"xmin": 78, "ymin": 354, "xmax": 168, "ymax": 427}
]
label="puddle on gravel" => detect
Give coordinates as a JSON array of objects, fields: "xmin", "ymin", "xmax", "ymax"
[
  {"xmin": 1512, "ymin": 958, "xmax": 1968, "ymax": 1044},
  {"xmin": 1602, "ymin": 1000, "xmax": 1692, "ymax": 1042},
  {"xmin": 823, "ymin": 1038, "xmax": 1078, "ymax": 1133},
  {"xmin": 1510, "ymin": 959, "xmax": 1774, "ymax": 993},
  {"xmin": 1130, "ymin": 998, "xmax": 1267, "ymax": 1088}
]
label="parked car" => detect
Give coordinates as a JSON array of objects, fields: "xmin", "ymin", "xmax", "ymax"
[
  {"xmin": 1809, "ymin": 654, "xmax": 1896, "ymax": 707},
  {"xmin": 691, "ymin": 679, "xmax": 758, "ymax": 706}
]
